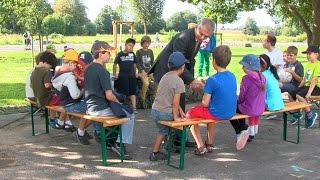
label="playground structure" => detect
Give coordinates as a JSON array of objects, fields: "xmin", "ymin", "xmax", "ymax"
[{"xmin": 112, "ymin": 20, "xmax": 135, "ymax": 54}]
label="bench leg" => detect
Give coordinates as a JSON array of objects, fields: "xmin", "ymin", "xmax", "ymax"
[
  {"xmin": 100, "ymin": 124, "xmax": 107, "ymax": 166},
  {"xmin": 179, "ymin": 126, "xmax": 187, "ymax": 170},
  {"xmin": 44, "ymin": 108, "xmax": 49, "ymax": 134},
  {"xmin": 119, "ymin": 125, "xmax": 124, "ymax": 163},
  {"xmin": 31, "ymin": 104, "xmax": 35, "ymax": 136},
  {"xmin": 167, "ymin": 128, "xmax": 172, "ymax": 165},
  {"xmin": 283, "ymin": 112, "xmax": 287, "ymax": 141}
]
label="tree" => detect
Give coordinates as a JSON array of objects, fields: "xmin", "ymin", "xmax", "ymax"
[
  {"xmin": 259, "ymin": 26, "xmax": 275, "ymax": 35},
  {"xmin": 95, "ymin": 5, "xmax": 120, "ymax": 34},
  {"xmin": 166, "ymin": 11, "xmax": 199, "ymax": 32},
  {"xmin": 42, "ymin": 14, "xmax": 66, "ymax": 35},
  {"xmin": 0, "ymin": 0, "xmax": 19, "ymax": 32},
  {"xmin": 243, "ymin": 17, "xmax": 260, "ymax": 35},
  {"xmin": 135, "ymin": 18, "xmax": 166, "ymax": 34},
  {"xmin": 280, "ymin": 22, "xmax": 304, "ymax": 36},
  {"xmin": 53, "ymin": 0, "xmax": 89, "ymax": 27},
  {"xmin": 85, "ymin": 22, "xmax": 97, "ymax": 36},
  {"xmin": 63, "ymin": 14, "xmax": 78, "ymax": 35},
  {"xmin": 180, "ymin": 0, "xmax": 320, "ymax": 46},
  {"xmin": 129, "ymin": 0, "xmax": 165, "ymax": 34}
]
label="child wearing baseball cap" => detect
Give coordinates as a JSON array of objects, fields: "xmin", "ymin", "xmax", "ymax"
[
  {"xmin": 150, "ymin": 51, "xmax": 187, "ymax": 161},
  {"xmin": 52, "ymin": 49, "xmax": 92, "ymax": 144},
  {"xmin": 288, "ymin": 45, "xmax": 320, "ymax": 128},
  {"xmin": 73, "ymin": 51, "xmax": 94, "ymax": 88}
]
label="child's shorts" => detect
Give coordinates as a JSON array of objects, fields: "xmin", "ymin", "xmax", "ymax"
[
  {"xmin": 281, "ymin": 83, "xmax": 297, "ymax": 93},
  {"xmin": 115, "ymin": 75, "xmax": 137, "ymax": 96},
  {"xmin": 151, "ymin": 109, "xmax": 173, "ymax": 135},
  {"xmin": 64, "ymin": 101, "xmax": 86, "ymax": 113},
  {"xmin": 289, "ymin": 85, "xmax": 320, "ymax": 100},
  {"xmin": 186, "ymin": 105, "xmax": 219, "ymax": 120}
]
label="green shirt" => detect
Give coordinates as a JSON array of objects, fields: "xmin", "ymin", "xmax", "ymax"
[
  {"xmin": 30, "ymin": 67, "xmax": 54, "ymax": 107},
  {"xmin": 304, "ymin": 61, "xmax": 320, "ymax": 87}
]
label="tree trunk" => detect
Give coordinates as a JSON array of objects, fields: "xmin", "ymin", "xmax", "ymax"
[
  {"xmin": 144, "ymin": 20, "xmax": 147, "ymax": 35},
  {"xmin": 312, "ymin": 0, "xmax": 320, "ymax": 46},
  {"xmin": 281, "ymin": 0, "xmax": 313, "ymax": 45}
]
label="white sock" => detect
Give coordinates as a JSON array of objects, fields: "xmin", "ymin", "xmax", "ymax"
[
  {"xmin": 77, "ymin": 129, "xmax": 85, "ymax": 136},
  {"xmin": 65, "ymin": 120, "xmax": 73, "ymax": 125},
  {"xmin": 248, "ymin": 126, "xmax": 255, "ymax": 136},
  {"xmin": 254, "ymin": 125, "xmax": 258, "ymax": 135},
  {"xmin": 57, "ymin": 119, "xmax": 64, "ymax": 125}
]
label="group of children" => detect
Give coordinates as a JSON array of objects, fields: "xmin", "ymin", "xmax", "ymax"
[
  {"xmin": 150, "ymin": 42, "xmax": 320, "ymax": 161},
  {"xmin": 25, "ymin": 33, "xmax": 320, "ymax": 162}
]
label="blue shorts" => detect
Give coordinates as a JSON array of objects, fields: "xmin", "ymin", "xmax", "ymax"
[
  {"xmin": 64, "ymin": 101, "xmax": 86, "ymax": 113},
  {"xmin": 281, "ymin": 83, "xmax": 297, "ymax": 93},
  {"xmin": 151, "ymin": 109, "xmax": 173, "ymax": 135}
]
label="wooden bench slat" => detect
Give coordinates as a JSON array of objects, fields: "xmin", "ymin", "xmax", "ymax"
[{"xmin": 310, "ymin": 96, "xmax": 320, "ymax": 101}]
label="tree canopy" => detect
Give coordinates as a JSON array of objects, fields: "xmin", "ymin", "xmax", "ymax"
[
  {"xmin": 166, "ymin": 10, "xmax": 199, "ymax": 32},
  {"xmin": 95, "ymin": 5, "xmax": 120, "ymax": 34},
  {"xmin": 129, "ymin": 0, "xmax": 165, "ymax": 34},
  {"xmin": 243, "ymin": 17, "xmax": 260, "ymax": 35}
]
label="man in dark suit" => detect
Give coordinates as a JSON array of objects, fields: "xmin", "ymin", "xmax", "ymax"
[
  {"xmin": 149, "ymin": 18, "xmax": 215, "ymax": 111},
  {"xmin": 149, "ymin": 18, "xmax": 215, "ymax": 148}
]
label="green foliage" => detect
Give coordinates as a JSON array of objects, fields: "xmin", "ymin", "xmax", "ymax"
[
  {"xmin": 85, "ymin": 22, "xmax": 97, "ymax": 36},
  {"xmin": 243, "ymin": 17, "xmax": 259, "ymax": 35},
  {"xmin": 53, "ymin": 0, "xmax": 89, "ymax": 27},
  {"xmin": 42, "ymin": 14, "xmax": 66, "ymax": 35},
  {"xmin": 167, "ymin": 30, "xmax": 177, "ymax": 40},
  {"xmin": 200, "ymin": 0, "xmax": 241, "ymax": 24},
  {"xmin": 95, "ymin": 5, "xmax": 120, "ymax": 34},
  {"xmin": 135, "ymin": 18, "xmax": 166, "ymax": 34},
  {"xmin": 129, "ymin": 0, "xmax": 165, "ymax": 34},
  {"xmin": 259, "ymin": 26, "xmax": 275, "ymax": 35},
  {"xmin": 280, "ymin": 22, "xmax": 304, "ymax": 37},
  {"xmin": 63, "ymin": 14, "xmax": 78, "ymax": 35},
  {"xmin": 166, "ymin": 11, "xmax": 199, "ymax": 32}
]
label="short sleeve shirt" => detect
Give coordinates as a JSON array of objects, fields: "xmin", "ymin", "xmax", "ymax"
[
  {"xmin": 305, "ymin": 61, "xmax": 320, "ymax": 87},
  {"xmin": 204, "ymin": 71, "xmax": 237, "ymax": 119},
  {"xmin": 152, "ymin": 71, "xmax": 185, "ymax": 114},
  {"xmin": 114, "ymin": 51, "xmax": 137, "ymax": 76},
  {"xmin": 84, "ymin": 63, "xmax": 112, "ymax": 112},
  {"xmin": 136, "ymin": 49, "xmax": 154, "ymax": 73},
  {"xmin": 284, "ymin": 60, "xmax": 304, "ymax": 86},
  {"xmin": 30, "ymin": 67, "xmax": 54, "ymax": 107},
  {"xmin": 265, "ymin": 48, "xmax": 285, "ymax": 66}
]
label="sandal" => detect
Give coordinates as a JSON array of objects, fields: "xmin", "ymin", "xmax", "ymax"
[
  {"xmin": 194, "ymin": 145, "xmax": 207, "ymax": 155},
  {"xmin": 205, "ymin": 142, "xmax": 215, "ymax": 153},
  {"xmin": 64, "ymin": 124, "xmax": 77, "ymax": 133}
]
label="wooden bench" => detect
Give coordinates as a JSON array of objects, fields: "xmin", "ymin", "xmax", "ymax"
[
  {"xmin": 25, "ymin": 98, "xmax": 128, "ymax": 166},
  {"xmin": 159, "ymin": 101, "xmax": 311, "ymax": 170}
]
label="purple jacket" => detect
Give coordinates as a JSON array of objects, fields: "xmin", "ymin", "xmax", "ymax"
[{"xmin": 238, "ymin": 72, "xmax": 266, "ymax": 116}]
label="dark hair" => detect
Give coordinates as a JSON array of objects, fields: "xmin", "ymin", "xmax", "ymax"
[
  {"xmin": 125, "ymin": 38, "xmax": 136, "ymax": 45},
  {"xmin": 265, "ymin": 34, "xmax": 277, "ymax": 46},
  {"xmin": 169, "ymin": 64, "xmax": 184, "ymax": 71},
  {"xmin": 140, "ymin": 35, "xmax": 151, "ymax": 46},
  {"xmin": 35, "ymin": 51, "xmax": 45, "ymax": 65},
  {"xmin": 259, "ymin": 54, "xmax": 279, "ymax": 80},
  {"xmin": 39, "ymin": 51, "xmax": 57, "ymax": 68},
  {"xmin": 212, "ymin": 45, "xmax": 232, "ymax": 68},
  {"xmin": 287, "ymin": 46, "xmax": 298, "ymax": 55}
]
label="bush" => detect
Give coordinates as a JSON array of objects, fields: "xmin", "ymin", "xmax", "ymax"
[
  {"xmin": 85, "ymin": 22, "xmax": 97, "ymax": 36},
  {"xmin": 64, "ymin": 14, "xmax": 78, "ymax": 36},
  {"xmin": 167, "ymin": 30, "xmax": 177, "ymax": 40},
  {"xmin": 42, "ymin": 14, "xmax": 66, "ymax": 35}
]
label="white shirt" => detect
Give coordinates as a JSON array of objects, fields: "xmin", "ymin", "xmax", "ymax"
[
  {"xmin": 25, "ymin": 68, "xmax": 35, "ymax": 98},
  {"xmin": 265, "ymin": 48, "xmax": 284, "ymax": 66}
]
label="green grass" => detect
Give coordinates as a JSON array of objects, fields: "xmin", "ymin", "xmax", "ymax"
[{"xmin": 0, "ymin": 46, "xmax": 309, "ymax": 107}]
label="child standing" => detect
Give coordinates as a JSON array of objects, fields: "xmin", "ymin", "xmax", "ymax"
[
  {"xmin": 288, "ymin": 45, "xmax": 320, "ymax": 128},
  {"xmin": 198, "ymin": 33, "xmax": 216, "ymax": 77},
  {"xmin": 186, "ymin": 45, "xmax": 237, "ymax": 154},
  {"xmin": 238, "ymin": 54, "xmax": 266, "ymax": 143},
  {"xmin": 136, "ymin": 35, "xmax": 154, "ymax": 104},
  {"xmin": 260, "ymin": 54, "xmax": 285, "ymax": 112},
  {"xmin": 149, "ymin": 52, "xmax": 187, "ymax": 161},
  {"xmin": 52, "ymin": 49, "xmax": 92, "ymax": 145},
  {"xmin": 113, "ymin": 38, "xmax": 138, "ymax": 113}
]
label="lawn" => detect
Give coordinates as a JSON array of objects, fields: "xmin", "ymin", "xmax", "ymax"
[{"xmin": 0, "ymin": 46, "xmax": 308, "ymax": 107}]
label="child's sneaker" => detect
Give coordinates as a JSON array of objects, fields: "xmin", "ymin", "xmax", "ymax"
[
  {"xmin": 64, "ymin": 124, "xmax": 77, "ymax": 132},
  {"xmin": 73, "ymin": 131, "xmax": 90, "ymax": 145},
  {"xmin": 236, "ymin": 130, "xmax": 249, "ymax": 150},
  {"xmin": 49, "ymin": 118, "xmax": 58, "ymax": 128},
  {"xmin": 289, "ymin": 112, "xmax": 303, "ymax": 125},
  {"xmin": 306, "ymin": 112, "xmax": 318, "ymax": 128},
  {"xmin": 149, "ymin": 151, "xmax": 167, "ymax": 161}
]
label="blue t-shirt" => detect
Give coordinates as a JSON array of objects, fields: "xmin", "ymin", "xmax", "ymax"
[
  {"xmin": 262, "ymin": 69, "xmax": 284, "ymax": 111},
  {"xmin": 204, "ymin": 71, "xmax": 237, "ymax": 119}
]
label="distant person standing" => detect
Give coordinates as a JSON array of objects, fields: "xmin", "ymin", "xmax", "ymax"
[
  {"xmin": 154, "ymin": 32, "xmax": 160, "ymax": 48},
  {"xmin": 262, "ymin": 34, "xmax": 284, "ymax": 70},
  {"xmin": 23, "ymin": 31, "xmax": 31, "ymax": 50},
  {"xmin": 198, "ymin": 33, "xmax": 216, "ymax": 77}
]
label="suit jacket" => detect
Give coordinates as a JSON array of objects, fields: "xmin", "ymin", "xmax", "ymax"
[{"xmin": 148, "ymin": 28, "xmax": 200, "ymax": 85}]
